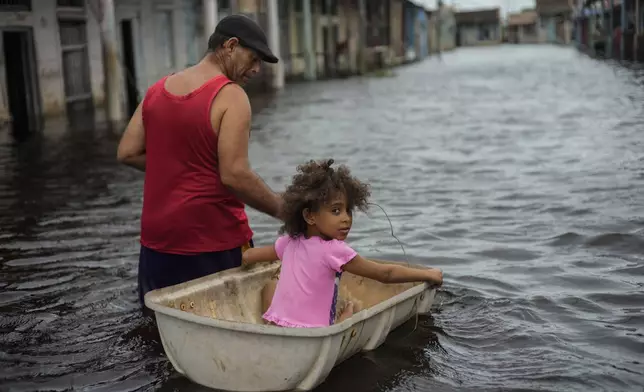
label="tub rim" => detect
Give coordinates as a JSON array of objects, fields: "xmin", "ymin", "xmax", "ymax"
[{"xmin": 144, "ymin": 260, "xmax": 435, "ymax": 338}]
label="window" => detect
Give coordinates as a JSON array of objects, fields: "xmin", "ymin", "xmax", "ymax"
[
  {"xmin": 365, "ymin": 0, "xmax": 389, "ymax": 47},
  {"xmin": 58, "ymin": 20, "xmax": 92, "ymax": 105},
  {"xmin": 296, "ymin": 14, "xmax": 305, "ymax": 53},
  {"xmin": 59, "ymin": 20, "xmax": 87, "ymax": 46},
  {"xmin": 57, "ymin": 0, "xmax": 83, "ymax": 7},
  {"xmin": 0, "ymin": 0, "xmax": 31, "ymax": 11},
  {"xmin": 279, "ymin": 0, "xmax": 290, "ymax": 19},
  {"xmin": 321, "ymin": 0, "xmax": 338, "ymax": 15},
  {"xmin": 156, "ymin": 11, "xmax": 175, "ymax": 69}
]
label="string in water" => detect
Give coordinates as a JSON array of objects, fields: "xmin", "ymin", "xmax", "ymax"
[
  {"xmin": 367, "ymin": 202, "xmax": 408, "ymax": 263},
  {"xmin": 366, "ymin": 202, "xmax": 421, "ymax": 334}
]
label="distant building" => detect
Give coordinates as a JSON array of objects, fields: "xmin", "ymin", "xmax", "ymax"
[
  {"xmin": 427, "ymin": 4, "xmax": 457, "ymax": 53},
  {"xmin": 506, "ymin": 10, "xmax": 546, "ymax": 43},
  {"xmin": 280, "ymin": 0, "xmax": 405, "ymax": 80},
  {"xmin": 455, "ymin": 8, "xmax": 502, "ymax": 46},
  {"xmin": 536, "ymin": 0, "xmax": 574, "ymax": 44}
]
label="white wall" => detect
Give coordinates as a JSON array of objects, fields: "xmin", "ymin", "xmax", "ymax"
[
  {"xmin": 30, "ymin": 2, "xmax": 65, "ymax": 117},
  {"xmin": 0, "ymin": 0, "xmax": 193, "ymax": 127},
  {"xmin": 112, "ymin": 0, "xmax": 191, "ymax": 116},
  {"xmin": 0, "ymin": 0, "xmax": 106, "ymax": 124},
  {"xmin": 0, "ymin": 1, "xmax": 64, "ymax": 119}
]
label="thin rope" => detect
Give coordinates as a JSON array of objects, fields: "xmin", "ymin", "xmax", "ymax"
[
  {"xmin": 367, "ymin": 202, "xmax": 408, "ymax": 264},
  {"xmin": 366, "ymin": 202, "xmax": 420, "ymax": 334}
]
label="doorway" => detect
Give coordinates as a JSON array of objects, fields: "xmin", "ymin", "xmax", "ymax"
[
  {"xmin": 322, "ymin": 26, "xmax": 331, "ymax": 77},
  {"xmin": 120, "ymin": 19, "xmax": 138, "ymax": 116},
  {"xmin": 2, "ymin": 29, "xmax": 40, "ymax": 137},
  {"xmin": 322, "ymin": 25, "xmax": 339, "ymax": 78}
]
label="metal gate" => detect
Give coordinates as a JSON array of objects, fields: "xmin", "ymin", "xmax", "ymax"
[{"xmin": 59, "ymin": 19, "xmax": 93, "ymax": 113}]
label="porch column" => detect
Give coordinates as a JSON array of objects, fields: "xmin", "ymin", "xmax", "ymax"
[
  {"xmin": 140, "ymin": 1, "xmax": 156, "ymax": 87},
  {"xmin": 621, "ymin": 0, "xmax": 627, "ymax": 59},
  {"xmin": 204, "ymin": 0, "xmax": 219, "ymax": 38},
  {"xmin": 437, "ymin": 6, "xmax": 442, "ymax": 53},
  {"xmin": 266, "ymin": 0, "xmax": 284, "ymax": 88},
  {"xmin": 303, "ymin": 0, "xmax": 316, "ymax": 80},
  {"xmin": 99, "ymin": 0, "xmax": 123, "ymax": 123}
]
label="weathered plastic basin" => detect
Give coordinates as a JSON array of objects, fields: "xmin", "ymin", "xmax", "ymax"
[{"xmin": 144, "ymin": 259, "xmax": 436, "ymax": 392}]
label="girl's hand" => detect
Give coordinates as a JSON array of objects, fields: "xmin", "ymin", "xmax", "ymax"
[{"xmin": 424, "ymin": 268, "xmax": 443, "ymax": 286}]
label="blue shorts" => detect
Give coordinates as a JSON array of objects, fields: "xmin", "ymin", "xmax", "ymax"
[{"xmin": 137, "ymin": 240, "xmax": 253, "ymax": 306}]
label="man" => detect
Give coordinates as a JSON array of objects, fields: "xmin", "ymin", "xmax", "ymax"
[{"xmin": 116, "ymin": 14, "xmax": 283, "ymax": 306}]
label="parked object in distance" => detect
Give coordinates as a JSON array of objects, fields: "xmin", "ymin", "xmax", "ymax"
[{"xmin": 144, "ymin": 259, "xmax": 437, "ymax": 392}]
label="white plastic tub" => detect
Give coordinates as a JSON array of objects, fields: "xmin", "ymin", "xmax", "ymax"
[{"xmin": 144, "ymin": 259, "xmax": 436, "ymax": 392}]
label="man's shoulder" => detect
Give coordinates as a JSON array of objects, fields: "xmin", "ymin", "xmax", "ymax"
[
  {"xmin": 217, "ymin": 82, "xmax": 248, "ymax": 103},
  {"xmin": 209, "ymin": 82, "xmax": 251, "ymax": 128},
  {"xmin": 212, "ymin": 82, "xmax": 250, "ymax": 113}
]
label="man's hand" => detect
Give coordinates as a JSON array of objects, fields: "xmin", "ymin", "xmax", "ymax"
[{"xmin": 117, "ymin": 102, "xmax": 146, "ymax": 171}]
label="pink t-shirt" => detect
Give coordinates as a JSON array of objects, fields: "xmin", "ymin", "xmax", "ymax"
[{"xmin": 263, "ymin": 235, "xmax": 357, "ymax": 328}]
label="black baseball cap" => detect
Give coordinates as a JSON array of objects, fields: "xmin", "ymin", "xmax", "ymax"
[{"xmin": 209, "ymin": 14, "xmax": 279, "ymax": 64}]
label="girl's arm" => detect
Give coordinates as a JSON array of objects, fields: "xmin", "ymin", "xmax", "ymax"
[
  {"xmin": 242, "ymin": 245, "xmax": 279, "ymax": 266},
  {"xmin": 342, "ymin": 254, "xmax": 443, "ymax": 286}
]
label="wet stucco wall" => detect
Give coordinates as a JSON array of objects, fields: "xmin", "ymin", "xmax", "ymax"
[
  {"xmin": 458, "ymin": 24, "xmax": 502, "ymax": 46},
  {"xmin": 114, "ymin": 0, "xmax": 189, "ymax": 102},
  {"xmin": 0, "ymin": 0, "xmax": 105, "ymax": 123},
  {"xmin": 0, "ymin": 0, "xmax": 191, "ymax": 127}
]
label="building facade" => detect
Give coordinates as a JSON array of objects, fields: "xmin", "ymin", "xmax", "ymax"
[
  {"xmin": 506, "ymin": 10, "xmax": 546, "ymax": 43},
  {"xmin": 2, "ymin": 0, "xmax": 445, "ymax": 137},
  {"xmin": 402, "ymin": 0, "xmax": 428, "ymax": 61},
  {"xmin": 0, "ymin": 0, "xmax": 104, "ymax": 134},
  {"xmin": 427, "ymin": 4, "xmax": 457, "ymax": 53},
  {"xmin": 455, "ymin": 8, "xmax": 502, "ymax": 46},
  {"xmin": 536, "ymin": 0, "xmax": 574, "ymax": 44},
  {"xmin": 1, "ymin": 0, "xmax": 283, "ymax": 136}
]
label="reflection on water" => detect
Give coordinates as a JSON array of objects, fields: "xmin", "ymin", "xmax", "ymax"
[{"xmin": 1, "ymin": 45, "xmax": 644, "ymax": 392}]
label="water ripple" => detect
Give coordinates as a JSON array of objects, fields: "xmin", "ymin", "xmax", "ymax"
[{"xmin": 1, "ymin": 45, "xmax": 644, "ymax": 391}]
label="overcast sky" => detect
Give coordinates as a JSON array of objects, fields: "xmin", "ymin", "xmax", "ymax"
[{"xmin": 415, "ymin": 0, "xmax": 536, "ymax": 15}]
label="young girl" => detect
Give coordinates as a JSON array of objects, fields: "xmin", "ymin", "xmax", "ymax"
[{"xmin": 242, "ymin": 159, "xmax": 443, "ymax": 328}]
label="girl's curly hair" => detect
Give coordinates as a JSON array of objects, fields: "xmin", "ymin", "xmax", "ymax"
[{"xmin": 279, "ymin": 159, "xmax": 371, "ymax": 237}]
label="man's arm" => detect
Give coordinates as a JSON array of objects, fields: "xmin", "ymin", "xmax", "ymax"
[
  {"xmin": 116, "ymin": 102, "xmax": 146, "ymax": 171},
  {"xmin": 216, "ymin": 84, "xmax": 282, "ymax": 220}
]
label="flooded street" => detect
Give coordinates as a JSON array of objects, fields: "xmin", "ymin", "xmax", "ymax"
[{"xmin": 1, "ymin": 45, "xmax": 644, "ymax": 392}]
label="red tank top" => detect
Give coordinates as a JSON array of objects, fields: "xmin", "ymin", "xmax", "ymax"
[{"xmin": 140, "ymin": 74, "xmax": 253, "ymax": 254}]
